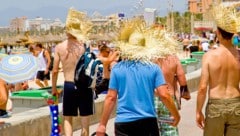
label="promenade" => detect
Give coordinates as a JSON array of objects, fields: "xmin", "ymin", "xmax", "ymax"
[
  {"xmin": 73, "ymin": 91, "xmax": 203, "ymax": 136},
  {"xmin": 0, "ymin": 51, "xmax": 204, "ymax": 136}
]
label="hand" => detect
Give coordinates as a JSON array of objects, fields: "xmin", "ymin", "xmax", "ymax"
[
  {"xmin": 96, "ymin": 125, "xmax": 106, "ymax": 136},
  {"xmin": 169, "ymin": 115, "xmax": 180, "ymax": 127},
  {"xmin": 44, "ymin": 69, "xmax": 49, "ymax": 75},
  {"xmin": 196, "ymin": 112, "xmax": 205, "ymax": 129},
  {"xmin": 51, "ymin": 87, "xmax": 59, "ymax": 97}
]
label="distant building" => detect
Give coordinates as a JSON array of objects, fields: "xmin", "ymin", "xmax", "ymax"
[
  {"xmin": 188, "ymin": 0, "xmax": 239, "ymax": 13},
  {"xmin": 0, "ymin": 27, "xmax": 9, "ymax": 32},
  {"xmin": 9, "ymin": 16, "xmax": 64, "ymax": 32},
  {"xmin": 0, "ymin": 27, "xmax": 10, "ymax": 36},
  {"xmin": 188, "ymin": 0, "xmax": 198, "ymax": 13},
  {"xmin": 90, "ymin": 11, "xmax": 123, "ymax": 33},
  {"xmin": 188, "ymin": 0, "xmax": 217, "ymax": 13},
  {"xmin": 9, "ymin": 16, "xmax": 27, "ymax": 32},
  {"xmin": 91, "ymin": 12, "xmax": 108, "ymax": 26},
  {"xmin": 143, "ymin": 8, "xmax": 157, "ymax": 26},
  {"xmin": 27, "ymin": 17, "xmax": 64, "ymax": 31},
  {"xmin": 191, "ymin": 0, "xmax": 239, "ymax": 31}
]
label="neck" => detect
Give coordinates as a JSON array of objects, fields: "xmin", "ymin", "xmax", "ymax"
[{"xmin": 219, "ymin": 39, "xmax": 234, "ymax": 49}]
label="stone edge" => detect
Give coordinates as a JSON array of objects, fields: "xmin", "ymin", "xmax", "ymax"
[{"xmin": 0, "ymin": 69, "xmax": 201, "ymax": 136}]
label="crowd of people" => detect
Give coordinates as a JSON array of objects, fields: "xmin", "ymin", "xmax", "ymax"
[
  {"xmin": 1, "ymin": 2, "xmax": 240, "ymax": 136},
  {"xmin": 178, "ymin": 30, "xmax": 220, "ymax": 58},
  {"xmin": 0, "ymin": 38, "xmax": 53, "ymax": 120}
]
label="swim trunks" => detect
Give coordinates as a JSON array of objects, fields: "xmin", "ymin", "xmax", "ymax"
[{"xmin": 62, "ymin": 81, "xmax": 94, "ymax": 116}]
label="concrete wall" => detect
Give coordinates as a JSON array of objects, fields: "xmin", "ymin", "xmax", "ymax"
[
  {"xmin": 186, "ymin": 69, "xmax": 201, "ymax": 93},
  {"xmin": 0, "ymin": 95, "xmax": 116, "ymax": 136},
  {"xmin": 0, "ymin": 70, "xmax": 201, "ymax": 136}
]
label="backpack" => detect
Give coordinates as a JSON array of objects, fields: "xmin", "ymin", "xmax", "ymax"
[{"xmin": 74, "ymin": 52, "xmax": 103, "ymax": 90}]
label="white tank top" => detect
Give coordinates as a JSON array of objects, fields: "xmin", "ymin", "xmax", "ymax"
[{"xmin": 37, "ymin": 50, "xmax": 47, "ymax": 71}]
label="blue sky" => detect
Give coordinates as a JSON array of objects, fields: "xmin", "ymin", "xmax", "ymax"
[
  {"xmin": 0, "ymin": 0, "xmax": 187, "ymax": 11},
  {"xmin": 0, "ymin": 0, "xmax": 188, "ymax": 26}
]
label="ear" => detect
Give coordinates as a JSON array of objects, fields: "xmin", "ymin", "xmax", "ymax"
[{"xmin": 215, "ymin": 29, "xmax": 222, "ymax": 39}]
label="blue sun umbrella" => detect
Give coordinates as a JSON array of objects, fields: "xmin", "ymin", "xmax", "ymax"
[
  {"xmin": 0, "ymin": 54, "xmax": 38, "ymax": 84},
  {"xmin": 0, "ymin": 53, "xmax": 8, "ymax": 59}
]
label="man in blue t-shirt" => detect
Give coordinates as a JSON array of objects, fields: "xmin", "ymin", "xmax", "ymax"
[
  {"xmin": 96, "ymin": 61, "xmax": 180, "ymax": 136},
  {"xmin": 96, "ymin": 19, "xmax": 180, "ymax": 136}
]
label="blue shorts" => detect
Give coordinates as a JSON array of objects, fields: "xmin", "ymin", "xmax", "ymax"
[{"xmin": 62, "ymin": 81, "xmax": 94, "ymax": 116}]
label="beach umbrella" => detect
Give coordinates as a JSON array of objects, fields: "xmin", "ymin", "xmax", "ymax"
[
  {"xmin": 0, "ymin": 53, "xmax": 8, "ymax": 59},
  {"xmin": 0, "ymin": 54, "xmax": 38, "ymax": 84}
]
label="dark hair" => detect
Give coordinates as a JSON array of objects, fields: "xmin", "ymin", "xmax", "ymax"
[
  {"xmin": 196, "ymin": 40, "xmax": 200, "ymax": 45},
  {"xmin": 98, "ymin": 44, "xmax": 109, "ymax": 52},
  {"xmin": 29, "ymin": 46, "xmax": 34, "ymax": 52},
  {"xmin": 202, "ymin": 32, "xmax": 207, "ymax": 38},
  {"xmin": 217, "ymin": 27, "xmax": 234, "ymax": 40},
  {"xmin": 35, "ymin": 43, "xmax": 43, "ymax": 48}
]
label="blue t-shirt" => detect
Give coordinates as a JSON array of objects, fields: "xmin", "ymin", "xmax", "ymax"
[{"xmin": 109, "ymin": 61, "xmax": 166, "ymax": 123}]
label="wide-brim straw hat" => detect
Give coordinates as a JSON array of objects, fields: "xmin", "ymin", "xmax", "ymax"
[
  {"xmin": 65, "ymin": 8, "xmax": 93, "ymax": 42},
  {"xmin": 115, "ymin": 19, "xmax": 178, "ymax": 62},
  {"xmin": 212, "ymin": 2, "xmax": 240, "ymax": 34}
]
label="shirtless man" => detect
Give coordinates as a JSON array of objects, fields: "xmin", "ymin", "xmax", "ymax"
[
  {"xmin": 182, "ymin": 36, "xmax": 190, "ymax": 58},
  {"xmin": 51, "ymin": 33, "xmax": 89, "ymax": 136},
  {"xmin": 95, "ymin": 44, "xmax": 119, "ymax": 95},
  {"xmin": 196, "ymin": 26, "xmax": 240, "ymax": 135},
  {"xmin": 52, "ymin": 8, "xmax": 94, "ymax": 136},
  {"xmin": 155, "ymin": 55, "xmax": 189, "ymax": 135}
]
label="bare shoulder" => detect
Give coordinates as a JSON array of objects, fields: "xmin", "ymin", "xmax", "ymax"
[
  {"xmin": 167, "ymin": 55, "xmax": 180, "ymax": 65},
  {"xmin": 167, "ymin": 55, "xmax": 178, "ymax": 59},
  {"xmin": 0, "ymin": 79, "xmax": 6, "ymax": 86},
  {"xmin": 203, "ymin": 48, "xmax": 220, "ymax": 60},
  {"xmin": 55, "ymin": 40, "xmax": 67, "ymax": 52},
  {"xmin": 171, "ymin": 55, "xmax": 180, "ymax": 61}
]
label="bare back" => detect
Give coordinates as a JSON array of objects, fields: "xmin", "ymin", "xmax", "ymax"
[
  {"xmin": 55, "ymin": 40, "xmax": 85, "ymax": 82},
  {"xmin": 202, "ymin": 46, "xmax": 240, "ymax": 98},
  {"xmin": 156, "ymin": 55, "xmax": 187, "ymax": 96},
  {"xmin": 182, "ymin": 38, "xmax": 190, "ymax": 45}
]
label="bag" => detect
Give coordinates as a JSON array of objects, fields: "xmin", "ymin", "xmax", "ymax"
[
  {"xmin": 180, "ymin": 85, "xmax": 191, "ymax": 100},
  {"xmin": 74, "ymin": 52, "xmax": 103, "ymax": 90},
  {"xmin": 95, "ymin": 78, "xmax": 109, "ymax": 95}
]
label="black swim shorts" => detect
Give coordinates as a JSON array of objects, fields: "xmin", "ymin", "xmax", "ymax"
[
  {"xmin": 62, "ymin": 81, "xmax": 94, "ymax": 116},
  {"xmin": 36, "ymin": 71, "xmax": 50, "ymax": 81}
]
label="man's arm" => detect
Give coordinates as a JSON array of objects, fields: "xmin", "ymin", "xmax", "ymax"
[
  {"xmin": 99, "ymin": 50, "xmax": 120, "ymax": 65},
  {"xmin": 51, "ymin": 47, "xmax": 60, "ymax": 95},
  {"xmin": 108, "ymin": 50, "xmax": 120, "ymax": 62},
  {"xmin": 96, "ymin": 89, "xmax": 117, "ymax": 135},
  {"xmin": 175, "ymin": 57, "xmax": 187, "ymax": 86},
  {"xmin": 156, "ymin": 85, "xmax": 180, "ymax": 126},
  {"xmin": 44, "ymin": 50, "xmax": 51, "ymax": 71},
  {"xmin": 175, "ymin": 57, "xmax": 191, "ymax": 100},
  {"xmin": 196, "ymin": 54, "xmax": 209, "ymax": 129}
]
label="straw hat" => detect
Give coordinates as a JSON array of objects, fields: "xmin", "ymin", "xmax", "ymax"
[
  {"xmin": 116, "ymin": 19, "xmax": 178, "ymax": 62},
  {"xmin": 65, "ymin": 8, "xmax": 93, "ymax": 42},
  {"xmin": 213, "ymin": 2, "xmax": 240, "ymax": 34}
]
